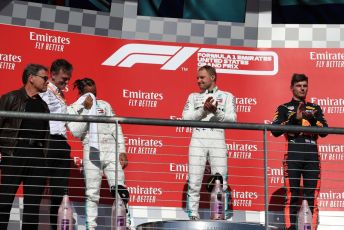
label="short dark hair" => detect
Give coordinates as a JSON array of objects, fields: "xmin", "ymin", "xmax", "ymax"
[
  {"xmin": 291, "ymin": 73, "xmax": 308, "ymax": 86},
  {"xmin": 198, "ymin": 65, "xmax": 217, "ymax": 81},
  {"xmin": 50, "ymin": 59, "xmax": 73, "ymax": 76},
  {"xmin": 22, "ymin": 64, "xmax": 48, "ymax": 84},
  {"xmin": 73, "ymin": 78, "xmax": 96, "ymax": 95}
]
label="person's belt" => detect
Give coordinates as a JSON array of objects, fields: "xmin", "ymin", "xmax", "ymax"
[
  {"xmin": 195, "ymin": 128, "xmax": 222, "ymax": 132},
  {"xmin": 288, "ymin": 136, "xmax": 316, "ymax": 144},
  {"xmin": 50, "ymin": 134, "xmax": 67, "ymax": 140},
  {"xmin": 19, "ymin": 138, "xmax": 45, "ymax": 147}
]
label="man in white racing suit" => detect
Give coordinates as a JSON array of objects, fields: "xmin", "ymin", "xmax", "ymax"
[
  {"xmin": 182, "ymin": 65, "xmax": 237, "ymax": 220},
  {"xmin": 67, "ymin": 78, "xmax": 131, "ymax": 230}
]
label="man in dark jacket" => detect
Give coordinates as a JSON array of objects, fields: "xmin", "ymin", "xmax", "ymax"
[
  {"xmin": 272, "ymin": 73, "xmax": 327, "ymax": 230},
  {"xmin": 0, "ymin": 64, "xmax": 50, "ymax": 230}
]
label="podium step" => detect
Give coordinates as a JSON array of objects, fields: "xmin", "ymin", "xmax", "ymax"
[{"xmin": 137, "ymin": 220, "xmax": 279, "ymax": 230}]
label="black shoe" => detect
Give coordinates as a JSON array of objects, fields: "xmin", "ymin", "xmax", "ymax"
[
  {"xmin": 190, "ymin": 216, "xmax": 200, "ymax": 221},
  {"xmin": 110, "ymin": 185, "xmax": 130, "ymax": 205}
]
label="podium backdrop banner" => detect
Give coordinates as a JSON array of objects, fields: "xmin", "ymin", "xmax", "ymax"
[{"xmin": 1, "ymin": 23, "xmax": 344, "ymax": 211}]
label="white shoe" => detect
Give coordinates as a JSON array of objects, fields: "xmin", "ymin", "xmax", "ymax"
[{"xmin": 226, "ymin": 216, "xmax": 233, "ymax": 222}]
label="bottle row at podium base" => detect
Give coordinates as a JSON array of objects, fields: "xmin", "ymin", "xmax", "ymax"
[{"xmin": 136, "ymin": 220, "xmax": 279, "ymax": 230}]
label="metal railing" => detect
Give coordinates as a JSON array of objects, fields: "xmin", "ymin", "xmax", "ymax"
[{"xmin": 0, "ymin": 111, "xmax": 344, "ymax": 229}]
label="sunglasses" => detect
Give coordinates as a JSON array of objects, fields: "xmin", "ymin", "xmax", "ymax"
[{"xmin": 33, "ymin": 74, "xmax": 49, "ymax": 82}]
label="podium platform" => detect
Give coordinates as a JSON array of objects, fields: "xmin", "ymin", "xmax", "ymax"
[{"xmin": 136, "ymin": 220, "xmax": 279, "ymax": 230}]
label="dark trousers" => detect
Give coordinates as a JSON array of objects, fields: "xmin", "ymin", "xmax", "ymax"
[
  {"xmin": 283, "ymin": 139, "xmax": 320, "ymax": 230},
  {"xmin": 46, "ymin": 134, "xmax": 71, "ymax": 230},
  {"xmin": 0, "ymin": 147, "xmax": 47, "ymax": 230}
]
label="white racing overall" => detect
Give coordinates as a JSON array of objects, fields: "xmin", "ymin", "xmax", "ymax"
[
  {"xmin": 182, "ymin": 87, "xmax": 236, "ymax": 219},
  {"xmin": 68, "ymin": 97, "xmax": 127, "ymax": 229}
]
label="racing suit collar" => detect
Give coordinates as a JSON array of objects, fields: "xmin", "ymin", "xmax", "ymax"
[
  {"xmin": 204, "ymin": 86, "xmax": 218, "ymax": 94},
  {"xmin": 291, "ymin": 98, "xmax": 306, "ymax": 104}
]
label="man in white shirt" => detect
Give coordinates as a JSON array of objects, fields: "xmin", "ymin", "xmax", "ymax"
[
  {"xmin": 182, "ymin": 65, "xmax": 237, "ymax": 220},
  {"xmin": 40, "ymin": 59, "xmax": 73, "ymax": 230}
]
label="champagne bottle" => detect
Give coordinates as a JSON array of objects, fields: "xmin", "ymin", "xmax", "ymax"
[
  {"xmin": 298, "ymin": 199, "xmax": 312, "ymax": 230},
  {"xmin": 210, "ymin": 176, "xmax": 225, "ymax": 220},
  {"xmin": 57, "ymin": 190, "xmax": 73, "ymax": 230},
  {"xmin": 111, "ymin": 194, "xmax": 126, "ymax": 230}
]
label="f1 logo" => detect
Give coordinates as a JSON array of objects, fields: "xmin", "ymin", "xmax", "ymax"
[{"xmin": 102, "ymin": 44, "xmax": 198, "ymax": 70}]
